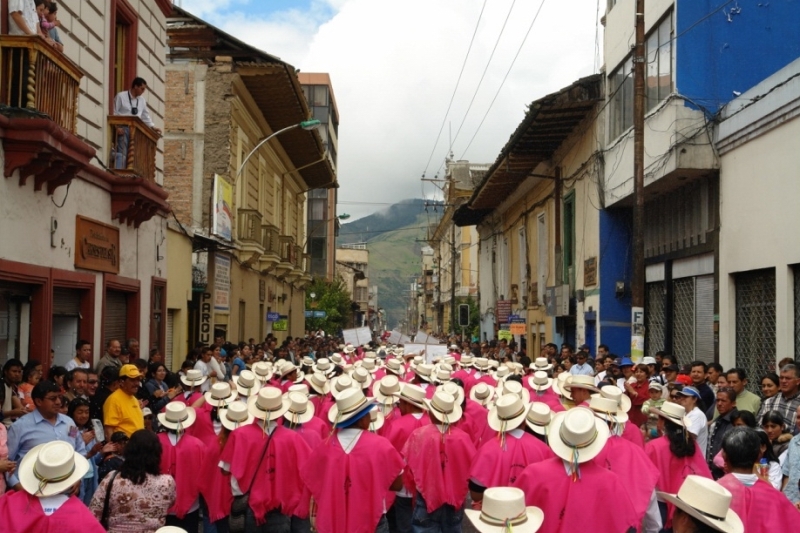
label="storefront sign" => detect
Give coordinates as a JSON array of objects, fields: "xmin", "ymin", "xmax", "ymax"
[
  {"xmin": 199, "ymin": 291, "xmax": 213, "ymax": 345},
  {"xmin": 214, "ymin": 254, "xmax": 231, "ymax": 313},
  {"xmin": 496, "ymin": 300, "xmax": 512, "ymax": 324},
  {"xmin": 75, "ymin": 216, "xmax": 119, "ymax": 274},
  {"xmin": 212, "ymin": 174, "xmax": 233, "ymax": 241},
  {"xmin": 509, "ymin": 323, "xmax": 526, "ymax": 335},
  {"xmin": 584, "ymin": 257, "xmax": 597, "ymax": 287}
]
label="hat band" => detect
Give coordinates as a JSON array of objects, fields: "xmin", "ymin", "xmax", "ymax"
[
  {"xmin": 479, "ymin": 509, "xmax": 528, "ymax": 528},
  {"xmin": 559, "ymin": 425, "xmax": 599, "ymax": 450},
  {"xmin": 289, "ymin": 406, "xmax": 308, "ymax": 415},
  {"xmin": 255, "ymin": 402, "xmax": 281, "ymax": 413},
  {"xmin": 498, "ymin": 406, "xmax": 526, "ymax": 421},
  {"xmin": 338, "ymin": 398, "xmax": 369, "ymax": 415},
  {"xmin": 33, "ymin": 462, "xmax": 76, "ymax": 495},
  {"xmin": 400, "ymin": 391, "xmax": 422, "ymax": 404},
  {"xmin": 676, "ymin": 496, "xmax": 727, "ymax": 521},
  {"xmin": 167, "ymin": 413, "xmax": 190, "ymax": 424},
  {"xmin": 432, "ymin": 402, "xmax": 454, "ymax": 414}
]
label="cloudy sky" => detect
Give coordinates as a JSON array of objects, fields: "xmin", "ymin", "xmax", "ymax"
[{"xmin": 179, "ymin": 0, "xmax": 603, "ymax": 220}]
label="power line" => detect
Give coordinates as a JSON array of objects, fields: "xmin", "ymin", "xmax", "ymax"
[
  {"xmin": 459, "ymin": 0, "xmax": 548, "ymax": 159},
  {"xmin": 421, "ymin": 0, "xmax": 489, "ymax": 178}
]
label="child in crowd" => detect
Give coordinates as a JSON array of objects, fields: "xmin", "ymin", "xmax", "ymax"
[{"xmin": 641, "ymin": 382, "xmax": 665, "ymax": 441}]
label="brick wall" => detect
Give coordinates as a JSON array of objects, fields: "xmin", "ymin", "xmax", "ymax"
[{"xmin": 163, "ymin": 68, "xmax": 196, "ymax": 225}]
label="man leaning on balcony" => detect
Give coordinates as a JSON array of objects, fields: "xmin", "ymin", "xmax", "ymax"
[
  {"xmin": 8, "ymin": 0, "xmax": 56, "ymax": 47},
  {"xmin": 113, "ymin": 77, "xmax": 161, "ymax": 170}
]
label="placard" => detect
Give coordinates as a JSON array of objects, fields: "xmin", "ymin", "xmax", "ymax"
[
  {"xmin": 404, "ymin": 343, "xmax": 448, "ymax": 364},
  {"xmin": 214, "ymin": 254, "xmax": 231, "ymax": 313},
  {"xmin": 75, "ymin": 216, "xmax": 119, "ymax": 274},
  {"xmin": 498, "ymin": 330, "xmax": 513, "ymax": 341},
  {"xmin": 387, "ymin": 330, "xmax": 411, "ymax": 344},
  {"xmin": 414, "ymin": 330, "xmax": 433, "ymax": 344},
  {"xmin": 343, "ymin": 326, "xmax": 372, "ymax": 346},
  {"xmin": 212, "ymin": 174, "xmax": 233, "ymax": 241},
  {"xmin": 509, "ymin": 323, "xmax": 526, "ymax": 335}
]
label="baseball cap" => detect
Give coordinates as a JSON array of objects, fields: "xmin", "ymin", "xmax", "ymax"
[
  {"xmin": 619, "ymin": 358, "xmax": 634, "ymax": 367},
  {"xmin": 119, "ymin": 364, "xmax": 142, "ymax": 379},
  {"xmin": 648, "ymin": 382, "xmax": 664, "ymax": 391},
  {"xmin": 642, "ymin": 356, "xmax": 657, "ymax": 365},
  {"xmin": 110, "ymin": 431, "xmax": 129, "ymax": 443},
  {"xmin": 664, "ymin": 364, "xmax": 679, "ymax": 373},
  {"xmin": 676, "ymin": 374, "xmax": 693, "ymax": 386},
  {"xmin": 676, "ymin": 386, "xmax": 701, "ymax": 399}
]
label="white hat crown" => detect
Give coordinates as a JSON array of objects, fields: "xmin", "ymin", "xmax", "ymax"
[
  {"xmin": 254, "ymin": 387, "xmax": 284, "ymax": 412},
  {"xmin": 210, "ymin": 382, "xmax": 234, "ymax": 400},
  {"xmin": 480, "ymin": 487, "xmax": 530, "ymax": 527},
  {"xmin": 527, "ymin": 402, "xmax": 552, "ymax": 426},
  {"xmin": 677, "ymin": 475, "xmax": 733, "ymax": 521},
  {"xmin": 495, "ymin": 394, "xmax": 526, "ymax": 422},
  {"xmin": 559, "ymin": 408, "xmax": 601, "ymax": 448},
  {"xmin": 472, "ymin": 383, "xmax": 492, "ymax": 400},
  {"xmin": 225, "ymin": 402, "xmax": 249, "ymax": 423},
  {"xmin": 378, "ymin": 375, "xmax": 401, "ymax": 396},
  {"xmin": 237, "ymin": 370, "xmax": 256, "ymax": 389}
]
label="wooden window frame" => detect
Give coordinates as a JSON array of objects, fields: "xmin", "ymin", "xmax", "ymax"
[
  {"xmin": 151, "ymin": 277, "xmax": 167, "ymax": 359},
  {"xmin": 103, "ymin": 273, "xmax": 141, "ymax": 350},
  {"xmin": 109, "ymin": 0, "xmax": 139, "ymax": 113}
]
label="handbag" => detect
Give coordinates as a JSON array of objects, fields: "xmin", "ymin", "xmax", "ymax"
[
  {"xmin": 100, "ymin": 470, "xmax": 119, "ymax": 530},
  {"xmin": 229, "ymin": 427, "xmax": 276, "ymax": 533}
]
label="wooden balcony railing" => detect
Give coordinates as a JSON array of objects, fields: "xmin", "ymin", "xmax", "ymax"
[
  {"xmin": 292, "ymin": 245, "xmax": 303, "ymax": 270},
  {"xmin": 107, "ymin": 115, "xmax": 159, "ymax": 181},
  {"xmin": 236, "ymin": 209, "xmax": 262, "ymax": 245},
  {"xmin": 279, "ymin": 235, "xmax": 295, "ymax": 264},
  {"xmin": 261, "ymin": 224, "xmax": 281, "ymax": 256},
  {"xmin": 0, "ymin": 35, "xmax": 82, "ymax": 133}
]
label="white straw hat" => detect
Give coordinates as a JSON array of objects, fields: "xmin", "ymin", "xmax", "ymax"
[
  {"xmin": 204, "ymin": 382, "xmax": 237, "ymax": 407},
  {"xmin": 252, "ymin": 362, "xmax": 273, "ymax": 383},
  {"xmin": 331, "ymin": 375, "xmax": 356, "ymax": 399},
  {"xmin": 373, "ymin": 375, "xmax": 401, "ymax": 404},
  {"xmin": 19, "ymin": 441, "xmax": 89, "ymax": 497},
  {"xmin": 496, "ymin": 380, "xmax": 531, "ymax": 404},
  {"xmin": 552, "ymin": 373, "xmax": 572, "ymax": 400},
  {"xmin": 156, "ymin": 527, "xmax": 189, "ymax": 533},
  {"xmin": 599, "ymin": 385, "xmax": 632, "ymax": 413},
  {"xmin": 527, "ymin": 371, "xmax": 554, "ymax": 392},
  {"xmin": 368, "ymin": 408, "xmax": 385, "ymax": 432},
  {"xmin": 531, "ymin": 357, "xmax": 553, "ymax": 372},
  {"xmin": 313, "ymin": 358, "xmax": 335, "ymax": 376},
  {"xmin": 547, "ymin": 407, "xmax": 609, "ymax": 464},
  {"xmin": 658, "ymin": 475, "xmax": 743, "ymax": 533},
  {"xmin": 288, "ymin": 383, "xmax": 309, "ymax": 397},
  {"xmin": 385, "ymin": 358, "xmax": 405, "ymax": 376},
  {"xmin": 304, "ymin": 371, "xmax": 330, "ymax": 396},
  {"xmin": 351, "ymin": 367, "xmax": 374, "ymax": 390},
  {"xmin": 283, "ymin": 391, "xmax": 316, "ymax": 425},
  {"xmin": 460, "ymin": 354, "xmax": 474, "ymax": 367},
  {"xmin": 651, "ymin": 401, "xmax": 689, "ymax": 428},
  {"xmin": 247, "ymin": 386, "xmax": 290, "ymax": 421},
  {"xmin": 220, "ymin": 401, "xmax": 254, "ymax": 431},
  {"xmin": 588, "ymin": 394, "xmax": 629, "ymax": 424},
  {"xmin": 464, "ymin": 486, "xmax": 544, "ymax": 533},
  {"xmin": 235, "ymin": 370, "xmax": 260, "ymax": 397},
  {"xmin": 398, "ymin": 383, "xmax": 427, "ymax": 410},
  {"xmin": 469, "ymin": 382, "xmax": 495, "ymax": 406},
  {"xmin": 525, "ymin": 402, "xmax": 554, "ymax": 435},
  {"xmin": 425, "ymin": 390, "xmax": 463, "ymax": 424},
  {"xmin": 328, "ymin": 388, "xmax": 374, "ymax": 425},
  {"xmin": 564, "ymin": 374, "xmax": 600, "ymax": 394},
  {"xmin": 488, "ymin": 394, "xmax": 530, "ymax": 433},
  {"xmin": 438, "ymin": 381, "xmax": 465, "ymax": 405},
  {"xmin": 180, "ymin": 369, "xmax": 207, "ymax": 388},
  {"xmin": 414, "ymin": 363, "xmax": 435, "ymax": 383},
  {"xmin": 158, "ymin": 402, "xmax": 197, "ymax": 432}
]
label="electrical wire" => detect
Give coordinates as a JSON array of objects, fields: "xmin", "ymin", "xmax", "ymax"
[{"xmin": 421, "ymin": 0, "xmax": 489, "ymax": 179}]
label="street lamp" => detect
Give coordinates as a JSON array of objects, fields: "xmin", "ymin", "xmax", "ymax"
[
  {"xmin": 303, "ymin": 212, "xmax": 350, "ymax": 252},
  {"xmin": 234, "ymin": 119, "xmax": 321, "ymax": 184}
]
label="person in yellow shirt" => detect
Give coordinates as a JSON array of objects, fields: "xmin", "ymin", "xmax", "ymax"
[{"xmin": 103, "ymin": 364, "xmax": 144, "ymax": 439}]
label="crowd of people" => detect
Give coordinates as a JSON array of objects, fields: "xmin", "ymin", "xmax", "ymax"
[{"xmin": 1, "ymin": 333, "xmax": 800, "ymax": 532}]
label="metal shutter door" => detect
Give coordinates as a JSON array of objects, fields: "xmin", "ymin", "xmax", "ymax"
[
  {"xmin": 672, "ymin": 278, "xmax": 695, "ymax": 367},
  {"xmin": 165, "ymin": 309, "xmax": 174, "ymax": 371},
  {"xmin": 52, "ymin": 288, "xmax": 80, "ymax": 315},
  {"xmin": 736, "ymin": 269, "xmax": 776, "ymax": 393},
  {"xmin": 694, "ymin": 275, "xmax": 715, "ymax": 364},
  {"xmin": 645, "ymin": 282, "xmax": 666, "ymax": 358},
  {"xmin": 104, "ymin": 291, "xmax": 127, "ymax": 346}
]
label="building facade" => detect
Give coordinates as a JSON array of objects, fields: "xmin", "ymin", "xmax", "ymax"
[
  {"xmin": 336, "ymin": 244, "xmax": 369, "ymax": 328},
  {"xmin": 164, "ymin": 7, "xmax": 335, "ymax": 354},
  {"xmin": 0, "ymin": 0, "xmax": 171, "ymax": 371}
]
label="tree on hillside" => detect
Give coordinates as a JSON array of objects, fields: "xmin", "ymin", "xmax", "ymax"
[{"xmin": 304, "ymin": 277, "xmax": 354, "ymax": 336}]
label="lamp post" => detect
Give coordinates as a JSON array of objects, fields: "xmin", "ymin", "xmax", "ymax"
[{"xmin": 234, "ymin": 119, "xmax": 321, "ymax": 184}]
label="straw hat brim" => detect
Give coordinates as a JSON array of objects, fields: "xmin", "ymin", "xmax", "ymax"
[
  {"xmin": 469, "ymin": 385, "xmax": 495, "ymax": 404},
  {"xmin": 565, "ymin": 382, "xmax": 600, "ymax": 393},
  {"xmin": 180, "ymin": 374, "xmax": 207, "ymax": 387},
  {"xmin": 220, "ymin": 410, "xmax": 255, "ymax": 432},
  {"xmin": 617, "ymin": 393, "xmax": 632, "ymax": 413},
  {"xmin": 548, "ymin": 410, "xmax": 610, "ymax": 464},
  {"xmin": 589, "ymin": 399, "xmax": 630, "ymax": 424},
  {"xmin": 157, "ymin": 406, "xmax": 197, "ymax": 431},
  {"xmin": 328, "ymin": 398, "xmax": 375, "ymax": 425},
  {"xmin": 532, "ymin": 363, "xmax": 553, "ymax": 372},
  {"xmin": 657, "ymin": 492, "xmax": 743, "ymax": 533},
  {"xmin": 525, "ymin": 413, "xmax": 554, "ymax": 436},
  {"xmin": 305, "ymin": 377, "xmax": 331, "ymax": 396},
  {"xmin": 204, "ymin": 389, "xmax": 238, "ymax": 407},
  {"xmin": 18, "ymin": 443, "xmax": 89, "ymax": 497},
  {"xmin": 414, "ymin": 371, "xmax": 434, "ymax": 383},
  {"xmin": 247, "ymin": 395, "xmax": 291, "ymax": 421},
  {"xmin": 488, "ymin": 403, "xmax": 529, "ymax": 433},
  {"xmin": 398, "ymin": 392, "xmax": 427, "ymax": 410},
  {"xmin": 331, "ymin": 384, "xmax": 356, "ymax": 400},
  {"xmin": 235, "ymin": 380, "xmax": 261, "ymax": 398},
  {"xmin": 353, "ymin": 374, "xmax": 374, "ymax": 390},
  {"xmin": 369, "ymin": 410, "xmax": 385, "ymax": 432},
  {"xmin": 552, "ymin": 380, "xmax": 573, "ymax": 401},
  {"xmin": 438, "ymin": 385, "xmax": 465, "ymax": 405},
  {"xmin": 650, "ymin": 406, "xmax": 688, "ymax": 428},
  {"xmin": 464, "ymin": 506, "xmax": 544, "ymax": 533},
  {"xmin": 283, "ymin": 401, "xmax": 316, "ymax": 425},
  {"xmin": 527, "ymin": 376, "xmax": 554, "ymax": 392},
  {"xmin": 373, "ymin": 385, "xmax": 400, "ymax": 405},
  {"xmin": 424, "ymin": 399, "xmax": 463, "ymax": 424}
]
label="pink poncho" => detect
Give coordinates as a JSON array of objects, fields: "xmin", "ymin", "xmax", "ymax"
[
  {"xmin": 645, "ymin": 435, "xmax": 711, "ymax": 527},
  {"xmin": 292, "ymin": 416, "xmax": 328, "ymax": 450},
  {"xmin": 311, "ymin": 394, "xmax": 335, "ymax": 428},
  {"xmin": 473, "ymin": 374, "xmax": 497, "ymax": 388},
  {"xmin": 402, "ymin": 424, "xmax": 477, "ymax": 512},
  {"xmin": 621, "ymin": 419, "xmax": 645, "ymax": 448},
  {"xmin": 455, "ymin": 400, "xmax": 495, "ymax": 449},
  {"xmin": 514, "ymin": 457, "xmax": 639, "ymax": 533},
  {"xmin": 158, "ymin": 432, "xmax": 207, "ymax": 519},
  {"xmin": 200, "ymin": 435, "xmax": 233, "ymax": 522},
  {"xmin": 595, "ymin": 435, "xmax": 660, "ymax": 523},
  {"xmin": 219, "ymin": 423, "xmax": 311, "ymax": 523},
  {"xmin": 530, "ymin": 388, "xmax": 566, "ymax": 412},
  {"xmin": 301, "ymin": 430, "xmax": 404, "ymax": 533},
  {"xmin": 0, "ymin": 490, "xmax": 105, "ymax": 533},
  {"xmin": 717, "ymin": 474, "xmax": 799, "ymax": 532},
  {"xmin": 470, "ymin": 431, "xmax": 554, "ymax": 488},
  {"xmin": 451, "ymin": 370, "xmax": 476, "ymax": 396},
  {"xmin": 385, "ymin": 412, "xmax": 431, "ymax": 456}
]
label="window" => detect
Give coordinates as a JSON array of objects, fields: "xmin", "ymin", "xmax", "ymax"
[
  {"xmin": 646, "ymin": 11, "xmax": 673, "ymax": 112},
  {"xmin": 110, "ymin": 0, "xmax": 138, "ymax": 105},
  {"xmin": 608, "ymin": 11, "xmax": 673, "ymax": 139}
]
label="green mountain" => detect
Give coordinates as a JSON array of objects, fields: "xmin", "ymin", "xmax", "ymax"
[{"xmin": 337, "ymin": 199, "xmax": 440, "ymax": 329}]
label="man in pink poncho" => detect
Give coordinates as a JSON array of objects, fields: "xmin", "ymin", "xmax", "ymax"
[
  {"xmin": 716, "ymin": 427, "xmax": 798, "ymax": 532},
  {"xmin": 0, "ymin": 440, "xmax": 104, "ymax": 533},
  {"xmin": 526, "ymin": 371, "xmax": 566, "ymax": 412},
  {"xmin": 219, "ymin": 386, "xmax": 310, "ymax": 533},
  {"xmin": 470, "ymin": 393, "xmax": 553, "ymax": 503},
  {"xmin": 658, "ymin": 475, "xmax": 743, "ymax": 533},
  {"xmin": 401, "ymin": 389, "xmax": 477, "ymax": 532},
  {"xmin": 513, "ymin": 407, "xmax": 639, "ymax": 533},
  {"xmin": 301, "ymin": 388, "xmax": 404, "ymax": 533},
  {"xmin": 383, "ymin": 382, "xmax": 430, "ymax": 533}
]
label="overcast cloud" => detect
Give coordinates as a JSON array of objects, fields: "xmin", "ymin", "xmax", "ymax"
[{"xmin": 181, "ymin": 0, "xmax": 603, "ymax": 220}]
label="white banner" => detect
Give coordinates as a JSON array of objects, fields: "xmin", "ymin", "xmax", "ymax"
[
  {"xmin": 343, "ymin": 326, "xmax": 373, "ymax": 347},
  {"xmin": 414, "ymin": 330, "xmax": 433, "ymax": 344},
  {"xmin": 387, "ymin": 330, "xmax": 411, "ymax": 345},
  {"xmin": 404, "ymin": 343, "xmax": 448, "ymax": 364}
]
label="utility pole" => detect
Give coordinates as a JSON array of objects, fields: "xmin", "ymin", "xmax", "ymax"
[{"xmin": 631, "ymin": 0, "xmax": 646, "ymax": 359}]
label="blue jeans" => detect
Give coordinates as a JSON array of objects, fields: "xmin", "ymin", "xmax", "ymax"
[
  {"xmin": 393, "ymin": 495, "xmax": 413, "ymax": 533},
  {"xmin": 412, "ymin": 494, "xmax": 463, "ymax": 533},
  {"xmin": 375, "ymin": 514, "xmax": 390, "ymax": 533}
]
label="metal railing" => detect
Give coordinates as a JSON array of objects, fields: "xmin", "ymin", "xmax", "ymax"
[
  {"xmin": 0, "ymin": 35, "xmax": 82, "ymax": 132},
  {"xmin": 108, "ymin": 115, "xmax": 159, "ymax": 181},
  {"xmin": 236, "ymin": 209, "xmax": 262, "ymax": 245}
]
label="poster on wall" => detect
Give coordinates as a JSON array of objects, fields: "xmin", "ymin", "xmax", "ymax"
[
  {"xmin": 214, "ymin": 254, "xmax": 231, "ymax": 313},
  {"xmin": 212, "ymin": 174, "xmax": 233, "ymax": 241}
]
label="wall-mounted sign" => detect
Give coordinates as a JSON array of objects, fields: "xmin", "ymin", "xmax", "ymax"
[
  {"xmin": 75, "ymin": 216, "xmax": 119, "ymax": 274},
  {"xmin": 212, "ymin": 174, "xmax": 233, "ymax": 241},
  {"xmin": 214, "ymin": 254, "xmax": 231, "ymax": 313},
  {"xmin": 584, "ymin": 257, "xmax": 598, "ymax": 287},
  {"xmin": 266, "ymin": 311, "xmax": 280, "ymax": 322},
  {"xmin": 199, "ymin": 291, "xmax": 213, "ymax": 345},
  {"xmin": 496, "ymin": 300, "xmax": 512, "ymax": 324}
]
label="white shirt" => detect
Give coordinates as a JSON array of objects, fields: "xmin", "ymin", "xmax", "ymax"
[
  {"xmin": 64, "ymin": 358, "xmax": 90, "ymax": 372},
  {"xmin": 686, "ymin": 407, "xmax": 709, "ymax": 455},
  {"xmin": 8, "ymin": 0, "xmax": 39, "ymax": 36},
  {"xmin": 39, "ymin": 494, "xmax": 69, "ymax": 516},
  {"xmin": 113, "ymin": 90, "xmax": 155, "ymax": 127},
  {"xmin": 595, "ymin": 370, "xmax": 607, "ymax": 386},
  {"xmin": 337, "ymin": 427, "xmax": 364, "ymax": 454},
  {"xmin": 193, "ymin": 360, "xmax": 212, "ymax": 392}
]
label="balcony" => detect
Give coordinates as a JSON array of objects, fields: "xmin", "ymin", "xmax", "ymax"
[
  {"xmin": 0, "ymin": 36, "xmax": 81, "ymax": 133},
  {"xmin": 260, "ymin": 224, "xmax": 281, "ymax": 271},
  {"xmin": 273, "ymin": 235, "xmax": 295, "ymax": 279},
  {"xmin": 294, "ymin": 253, "xmax": 313, "ymax": 288},
  {"xmin": 235, "ymin": 208, "xmax": 263, "ymax": 265},
  {"xmin": 107, "ymin": 116, "xmax": 159, "ymax": 181}
]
